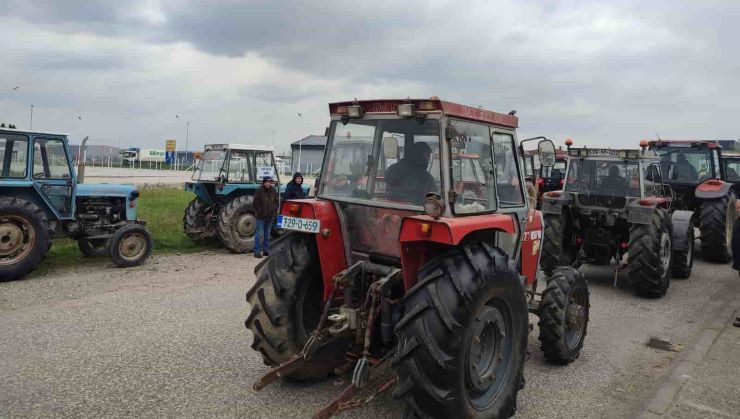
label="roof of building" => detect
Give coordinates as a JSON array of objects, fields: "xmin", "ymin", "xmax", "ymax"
[
  {"xmin": 204, "ymin": 143, "xmax": 274, "ymax": 151},
  {"xmin": 291, "ymin": 135, "xmax": 327, "ymax": 147}
]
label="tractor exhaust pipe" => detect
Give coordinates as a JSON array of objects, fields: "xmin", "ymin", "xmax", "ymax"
[{"xmin": 77, "ymin": 136, "xmax": 89, "ymax": 184}]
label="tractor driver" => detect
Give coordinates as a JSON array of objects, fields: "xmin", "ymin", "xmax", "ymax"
[
  {"xmin": 385, "ymin": 142, "xmax": 437, "ymax": 205},
  {"xmin": 675, "ymin": 153, "xmax": 698, "ymax": 182},
  {"xmin": 600, "ymin": 165, "xmax": 626, "ymax": 194}
]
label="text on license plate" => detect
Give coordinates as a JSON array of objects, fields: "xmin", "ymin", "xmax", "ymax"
[{"xmin": 277, "ymin": 215, "xmax": 321, "ymax": 233}]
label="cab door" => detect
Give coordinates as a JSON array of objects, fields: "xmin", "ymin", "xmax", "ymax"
[{"xmin": 32, "ymin": 137, "xmax": 75, "ymax": 218}]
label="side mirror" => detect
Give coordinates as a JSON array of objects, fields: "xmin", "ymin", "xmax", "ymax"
[
  {"xmin": 538, "ymin": 139, "xmax": 556, "ymax": 167},
  {"xmin": 382, "ymin": 137, "xmax": 398, "ymax": 159}
]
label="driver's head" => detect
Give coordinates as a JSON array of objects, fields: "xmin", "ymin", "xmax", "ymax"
[
  {"xmin": 608, "ymin": 165, "xmax": 621, "ymax": 177},
  {"xmin": 677, "ymin": 153, "xmax": 688, "ymax": 163},
  {"xmin": 408, "ymin": 142, "xmax": 432, "ymax": 167}
]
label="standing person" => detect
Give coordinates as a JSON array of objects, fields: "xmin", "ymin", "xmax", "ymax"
[
  {"xmin": 732, "ymin": 221, "xmax": 740, "ymax": 327},
  {"xmin": 252, "ymin": 176, "xmax": 279, "ymax": 258},
  {"xmin": 283, "ymin": 172, "xmax": 307, "ymax": 200}
]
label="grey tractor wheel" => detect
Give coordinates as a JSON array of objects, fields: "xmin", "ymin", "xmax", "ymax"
[
  {"xmin": 537, "ymin": 267, "xmax": 589, "ymax": 364},
  {"xmin": 217, "ymin": 195, "xmax": 256, "ymax": 253},
  {"xmin": 77, "ymin": 238, "xmax": 109, "ymax": 257},
  {"xmin": 245, "ymin": 233, "xmax": 344, "ymax": 381},
  {"xmin": 628, "ymin": 208, "xmax": 673, "ymax": 298},
  {"xmin": 183, "ymin": 197, "xmax": 215, "ymax": 241},
  {"xmin": 541, "ymin": 212, "xmax": 573, "ymax": 276},
  {"xmin": 109, "ymin": 224, "xmax": 153, "ymax": 268},
  {"xmin": 699, "ymin": 193, "xmax": 736, "ymax": 263},
  {"xmin": 672, "ymin": 223, "xmax": 694, "ymax": 279},
  {"xmin": 0, "ymin": 197, "xmax": 51, "ymax": 281},
  {"xmin": 391, "ymin": 242, "xmax": 527, "ymax": 419}
]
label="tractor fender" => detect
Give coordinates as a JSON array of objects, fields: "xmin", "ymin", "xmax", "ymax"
[
  {"xmin": 695, "ymin": 179, "xmax": 732, "ymax": 200},
  {"xmin": 278, "ymin": 199, "xmax": 347, "ymax": 301},
  {"xmin": 626, "ymin": 201, "xmax": 656, "ymax": 225},
  {"xmin": 671, "ymin": 210, "xmax": 694, "ymax": 252},
  {"xmin": 541, "ymin": 191, "xmax": 574, "ymax": 215}
]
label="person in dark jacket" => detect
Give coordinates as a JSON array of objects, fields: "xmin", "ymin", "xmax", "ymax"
[
  {"xmin": 252, "ymin": 176, "xmax": 279, "ymax": 258},
  {"xmin": 385, "ymin": 142, "xmax": 437, "ymax": 205},
  {"xmin": 732, "ymin": 221, "xmax": 740, "ymax": 327},
  {"xmin": 283, "ymin": 172, "xmax": 307, "ymax": 200}
]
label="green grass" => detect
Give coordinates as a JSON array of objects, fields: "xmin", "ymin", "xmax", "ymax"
[{"xmin": 42, "ymin": 186, "xmax": 213, "ymax": 270}]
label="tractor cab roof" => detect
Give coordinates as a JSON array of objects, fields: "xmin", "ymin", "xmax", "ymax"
[
  {"xmin": 567, "ymin": 147, "xmax": 659, "ymax": 161},
  {"xmin": 328, "ymin": 98, "xmax": 519, "ymax": 128},
  {"xmin": 722, "ymin": 152, "xmax": 740, "ymax": 159},
  {"xmin": 647, "ymin": 140, "xmax": 720, "ymax": 149},
  {"xmin": 0, "ymin": 128, "xmax": 69, "ymax": 137},
  {"xmin": 204, "ymin": 143, "xmax": 274, "ymax": 152}
]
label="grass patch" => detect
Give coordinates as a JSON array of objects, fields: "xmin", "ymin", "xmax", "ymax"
[{"xmin": 43, "ymin": 186, "xmax": 214, "ymax": 270}]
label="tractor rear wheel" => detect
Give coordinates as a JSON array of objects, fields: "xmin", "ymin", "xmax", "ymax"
[
  {"xmin": 672, "ymin": 223, "xmax": 694, "ymax": 279},
  {"xmin": 183, "ymin": 197, "xmax": 215, "ymax": 241},
  {"xmin": 109, "ymin": 224, "xmax": 153, "ymax": 268},
  {"xmin": 628, "ymin": 208, "xmax": 673, "ymax": 298},
  {"xmin": 699, "ymin": 193, "xmax": 736, "ymax": 263},
  {"xmin": 537, "ymin": 267, "xmax": 589, "ymax": 364},
  {"xmin": 541, "ymin": 212, "xmax": 573, "ymax": 276},
  {"xmin": 245, "ymin": 233, "xmax": 342, "ymax": 381},
  {"xmin": 392, "ymin": 243, "xmax": 527, "ymax": 418},
  {"xmin": 77, "ymin": 238, "xmax": 109, "ymax": 257},
  {"xmin": 0, "ymin": 197, "xmax": 51, "ymax": 281},
  {"xmin": 217, "ymin": 195, "xmax": 256, "ymax": 253}
]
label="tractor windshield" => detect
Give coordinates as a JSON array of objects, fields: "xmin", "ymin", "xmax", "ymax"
[
  {"xmin": 541, "ymin": 160, "xmax": 566, "ymax": 178},
  {"xmin": 192, "ymin": 148, "xmax": 227, "ymax": 181},
  {"xmin": 319, "ymin": 118, "xmax": 441, "ymax": 208},
  {"xmin": 652, "ymin": 146, "xmax": 713, "ymax": 183},
  {"xmin": 724, "ymin": 158, "xmax": 740, "ymax": 182},
  {"xmin": 565, "ymin": 159, "xmax": 641, "ymax": 196}
]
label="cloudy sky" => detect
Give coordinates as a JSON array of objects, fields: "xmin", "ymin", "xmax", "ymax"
[{"xmin": 1, "ymin": 0, "xmax": 738, "ymax": 152}]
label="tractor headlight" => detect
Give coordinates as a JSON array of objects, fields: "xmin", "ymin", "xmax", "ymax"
[
  {"xmin": 424, "ymin": 194, "xmax": 443, "ymax": 219},
  {"xmin": 347, "ymin": 105, "xmax": 363, "ymax": 118},
  {"xmin": 398, "ymin": 103, "xmax": 416, "ymax": 117}
]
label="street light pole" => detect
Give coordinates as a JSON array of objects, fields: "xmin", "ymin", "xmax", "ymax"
[
  {"xmin": 29, "ymin": 105, "xmax": 33, "ymax": 130},
  {"xmin": 185, "ymin": 121, "xmax": 190, "ymax": 154}
]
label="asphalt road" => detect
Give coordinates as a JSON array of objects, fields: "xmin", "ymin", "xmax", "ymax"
[{"xmin": 1, "ymin": 249, "xmax": 738, "ymax": 418}]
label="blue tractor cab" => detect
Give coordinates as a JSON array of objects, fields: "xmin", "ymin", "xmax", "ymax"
[
  {"xmin": 184, "ymin": 143, "xmax": 309, "ymax": 253},
  {"xmin": 0, "ymin": 129, "xmax": 152, "ymax": 281}
]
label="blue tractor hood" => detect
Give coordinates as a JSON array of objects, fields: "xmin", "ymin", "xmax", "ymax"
[{"xmin": 76, "ymin": 183, "xmax": 139, "ymax": 198}]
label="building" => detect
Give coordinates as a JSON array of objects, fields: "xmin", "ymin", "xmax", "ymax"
[{"xmin": 291, "ymin": 135, "xmax": 326, "ymax": 174}]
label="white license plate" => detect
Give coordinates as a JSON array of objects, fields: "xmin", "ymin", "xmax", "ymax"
[{"xmin": 277, "ymin": 215, "xmax": 321, "ymax": 233}]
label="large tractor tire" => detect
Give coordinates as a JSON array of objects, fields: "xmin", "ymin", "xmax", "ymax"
[
  {"xmin": 77, "ymin": 238, "xmax": 109, "ymax": 257},
  {"xmin": 183, "ymin": 197, "xmax": 215, "ymax": 241},
  {"xmin": 0, "ymin": 197, "xmax": 51, "ymax": 281},
  {"xmin": 245, "ymin": 233, "xmax": 342, "ymax": 381},
  {"xmin": 628, "ymin": 208, "xmax": 673, "ymax": 298},
  {"xmin": 672, "ymin": 223, "xmax": 694, "ymax": 279},
  {"xmin": 537, "ymin": 267, "xmax": 589, "ymax": 364},
  {"xmin": 541, "ymin": 212, "xmax": 573, "ymax": 276},
  {"xmin": 392, "ymin": 243, "xmax": 527, "ymax": 418},
  {"xmin": 109, "ymin": 224, "xmax": 153, "ymax": 268},
  {"xmin": 217, "ymin": 195, "xmax": 256, "ymax": 253},
  {"xmin": 699, "ymin": 193, "xmax": 736, "ymax": 263}
]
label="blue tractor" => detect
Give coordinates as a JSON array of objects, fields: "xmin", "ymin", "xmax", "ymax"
[
  {"xmin": 184, "ymin": 143, "xmax": 308, "ymax": 253},
  {"xmin": 0, "ymin": 129, "xmax": 153, "ymax": 281}
]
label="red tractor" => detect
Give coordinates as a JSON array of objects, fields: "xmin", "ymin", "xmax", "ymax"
[{"xmin": 245, "ymin": 99, "xmax": 589, "ymax": 418}]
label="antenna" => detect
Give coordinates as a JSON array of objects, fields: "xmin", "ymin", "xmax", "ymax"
[{"xmin": 655, "ymin": 130, "xmax": 662, "ymax": 142}]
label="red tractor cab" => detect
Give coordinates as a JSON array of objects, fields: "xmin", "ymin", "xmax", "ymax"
[{"xmin": 245, "ymin": 99, "xmax": 589, "ymax": 417}]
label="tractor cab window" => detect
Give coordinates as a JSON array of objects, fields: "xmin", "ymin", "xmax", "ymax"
[
  {"xmin": 565, "ymin": 159, "xmax": 640, "ymax": 196},
  {"xmin": 0, "ymin": 134, "xmax": 29, "ymax": 178},
  {"xmin": 193, "ymin": 148, "xmax": 227, "ymax": 181},
  {"xmin": 320, "ymin": 118, "xmax": 441, "ymax": 208},
  {"xmin": 226, "ymin": 150, "xmax": 253, "ymax": 182},
  {"xmin": 492, "ymin": 133, "xmax": 525, "ymax": 206},
  {"xmin": 643, "ymin": 163, "xmax": 664, "ymax": 196},
  {"xmin": 542, "ymin": 160, "xmax": 566, "ymax": 179},
  {"xmin": 255, "ymin": 152, "xmax": 277, "ymax": 182},
  {"xmin": 33, "ymin": 138, "xmax": 71, "ymax": 179},
  {"xmin": 724, "ymin": 159, "xmax": 740, "ymax": 182},
  {"xmin": 448, "ymin": 119, "xmax": 495, "ymax": 213},
  {"xmin": 655, "ymin": 146, "xmax": 712, "ymax": 183}
]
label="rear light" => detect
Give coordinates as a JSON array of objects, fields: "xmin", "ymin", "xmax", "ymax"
[
  {"xmin": 417, "ymin": 101, "xmax": 437, "ymax": 111},
  {"xmin": 423, "ymin": 196, "xmax": 443, "ymax": 219},
  {"xmin": 620, "ymin": 242, "xmax": 628, "ymax": 250},
  {"xmin": 129, "ymin": 200, "xmax": 136, "ymax": 208},
  {"xmin": 347, "ymin": 105, "xmax": 363, "ymax": 118},
  {"xmin": 536, "ymin": 178, "xmax": 545, "ymax": 187},
  {"xmin": 335, "ymin": 105, "xmax": 348, "ymax": 114},
  {"xmin": 420, "ymin": 223, "xmax": 432, "ymax": 235},
  {"xmin": 288, "ymin": 203, "xmax": 302, "ymax": 216},
  {"xmin": 398, "ymin": 103, "xmax": 416, "ymax": 117}
]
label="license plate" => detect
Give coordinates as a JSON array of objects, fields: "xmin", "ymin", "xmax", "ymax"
[{"xmin": 277, "ymin": 215, "xmax": 321, "ymax": 233}]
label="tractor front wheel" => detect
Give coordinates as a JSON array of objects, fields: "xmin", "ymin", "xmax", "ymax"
[
  {"xmin": 0, "ymin": 197, "xmax": 51, "ymax": 281},
  {"xmin": 77, "ymin": 238, "xmax": 109, "ymax": 257},
  {"xmin": 699, "ymin": 193, "xmax": 736, "ymax": 263},
  {"xmin": 392, "ymin": 243, "xmax": 527, "ymax": 418},
  {"xmin": 245, "ymin": 233, "xmax": 343, "ymax": 381},
  {"xmin": 217, "ymin": 195, "xmax": 256, "ymax": 253},
  {"xmin": 109, "ymin": 224, "xmax": 153, "ymax": 268},
  {"xmin": 628, "ymin": 208, "xmax": 673, "ymax": 298},
  {"xmin": 537, "ymin": 267, "xmax": 589, "ymax": 364}
]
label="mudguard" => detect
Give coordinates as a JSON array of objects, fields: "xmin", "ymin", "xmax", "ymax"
[
  {"xmin": 671, "ymin": 210, "xmax": 694, "ymax": 252},
  {"xmin": 695, "ymin": 179, "xmax": 732, "ymax": 200},
  {"xmin": 627, "ymin": 202, "xmax": 655, "ymax": 225},
  {"xmin": 541, "ymin": 191, "xmax": 574, "ymax": 215}
]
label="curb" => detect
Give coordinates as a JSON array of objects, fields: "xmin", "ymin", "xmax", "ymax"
[{"xmin": 637, "ymin": 290, "xmax": 740, "ymax": 418}]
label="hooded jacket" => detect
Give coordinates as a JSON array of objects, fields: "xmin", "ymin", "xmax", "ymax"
[
  {"xmin": 253, "ymin": 183, "xmax": 279, "ymax": 220},
  {"xmin": 283, "ymin": 173, "xmax": 307, "ymax": 200}
]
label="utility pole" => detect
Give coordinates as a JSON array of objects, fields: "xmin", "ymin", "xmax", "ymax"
[
  {"xmin": 29, "ymin": 105, "xmax": 33, "ymax": 130},
  {"xmin": 185, "ymin": 121, "xmax": 190, "ymax": 153}
]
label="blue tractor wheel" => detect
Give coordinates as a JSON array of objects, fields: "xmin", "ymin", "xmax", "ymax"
[{"xmin": 0, "ymin": 197, "xmax": 51, "ymax": 281}]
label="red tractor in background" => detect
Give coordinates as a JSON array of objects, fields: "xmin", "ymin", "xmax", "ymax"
[
  {"xmin": 244, "ymin": 99, "xmax": 589, "ymax": 418},
  {"xmin": 647, "ymin": 140, "xmax": 736, "ymax": 262}
]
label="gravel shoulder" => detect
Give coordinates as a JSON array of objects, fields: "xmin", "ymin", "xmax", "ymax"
[{"xmin": 1, "ymin": 250, "xmax": 738, "ymax": 418}]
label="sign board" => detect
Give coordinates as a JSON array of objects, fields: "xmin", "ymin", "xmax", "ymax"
[
  {"xmin": 257, "ymin": 166, "xmax": 275, "ymax": 179},
  {"xmin": 165, "ymin": 139, "xmax": 177, "ymax": 152},
  {"xmin": 138, "ymin": 149, "xmax": 166, "ymax": 162},
  {"xmin": 165, "ymin": 151, "xmax": 175, "ymax": 165}
]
